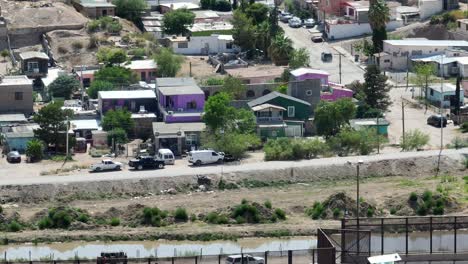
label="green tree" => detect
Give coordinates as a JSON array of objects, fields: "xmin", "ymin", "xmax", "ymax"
[
  {"xmin": 400, "ymin": 129, "xmax": 430, "ymax": 151},
  {"xmin": 328, "ymin": 128, "xmax": 385, "ymax": 156},
  {"xmin": 255, "ymin": 21, "xmax": 271, "ymax": 57},
  {"xmin": 94, "ymin": 66, "xmax": 137, "ymax": 86},
  {"xmin": 87, "ymin": 80, "xmax": 115, "ymax": 99},
  {"xmin": 362, "ymin": 64, "xmax": 392, "ymax": 111},
  {"xmin": 102, "ymin": 109, "xmax": 135, "ymax": 135},
  {"xmin": 314, "ymin": 98, "xmax": 356, "ymax": 137},
  {"xmin": 289, "ymin": 48, "xmax": 310, "ymax": 69},
  {"xmin": 221, "ymin": 76, "xmax": 246, "ymax": 99},
  {"xmin": 107, "ymin": 128, "xmax": 129, "ymax": 146},
  {"xmin": 97, "ymin": 47, "xmax": 128, "ymax": 65},
  {"xmin": 368, "ymin": 0, "xmax": 390, "ymax": 52},
  {"xmin": 162, "ymin": 9, "xmax": 195, "ymax": 35},
  {"xmin": 0, "ymin": 49, "xmax": 9, "ymax": 62},
  {"xmin": 33, "ymin": 103, "xmax": 73, "ymax": 152},
  {"xmin": 412, "ymin": 63, "xmax": 437, "ymax": 99},
  {"xmin": 48, "ymin": 75, "xmax": 81, "ymax": 99},
  {"xmin": 276, "ymin": 84, "xmax": 288, "ymax": 94},
  {"xmin": 154, "ymin": 48, "xmax": 183, "ymax": 77},
  {"xmin": 231, "ymin": 10, "xmax": 256, "ymax": 51},
  {"xmin": 203, "ymin": 132, "xmax": 260, "ymax": 159},
  {"xmin": 200, "ymin": 0, "xmax": 211, "ymax": 9},
  {"xmin": 268, "ymin": 33, "xmax": 293, "ymax": 66},
  {"xmin": 26, "ymin": 139, "xmax": 44, "ymax": 162},
  {"xmin": 235, "ymin": 108, "xmax": 256, "ymax": 134},
  {"xmin": 203, "ymin": 92, "xmax": 236, "ymax": 132},
  {"xmin": 245, "ymin": 3, "xmax": 269, "ymax": 25},
  {"xmin": 112, "ymin": 0, "xmax": 147, "ymax": 22}
]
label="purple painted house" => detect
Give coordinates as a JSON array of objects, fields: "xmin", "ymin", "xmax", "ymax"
[
  {"xmin": 321, "ymin": 83, "xmax": 354, "ymax": 101},
  {"xmin": 156, "ymin": 78, "xmax": 205, "ymax": 123},
  {"xmin": 290, "ymin": 68, "xmax": 330, "ymax": 86}
]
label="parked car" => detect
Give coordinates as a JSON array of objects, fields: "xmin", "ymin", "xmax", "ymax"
[
  {"xmin": 157, "ymin": 148, "xmax": 175, "ymax": 165},
  {"xmin": 128, "ymin": 156, "xmax": 165, "ymax": 170},
  {"xmin": 226, "ymin": 255, "xmax": 265, "ymax": 264},
  {"xmin": 304, "ymin": 18, "xmax": 315, "ymax": 28},
  {"xmin": 188, "ymin": 150, "xmax": 224, "ymax": 166},
  {"xmin": 321, "ymin": 52, "xmax": 333, "ymax": 62},
  {"xmin": 90, "ymin": 159, "xmax": 123, "ymax": 172},
  {"xmin": 97, "ymin": 252, "xmax": 127, "ymax": 264},
  {"xmin": 311, "ymin": 36, "xmax": 324, "ymax": 43},
  {"xmin": 223, "ymin": 153, "xmax": 237, "ymax": 162},
  {"xmin": 427, "ymin": 114, "xmax": 447, "ymax": 127},
  {"xmin": 6, "ymin": 151, "xmax": 21, "ymax": 163},
  {"xmin": 288, "ymin": 17, "xmax": 302, "ymax": 28},
  {"xmin": 280, "ymin": 14, "xmax": 292, "ymax": 22}
]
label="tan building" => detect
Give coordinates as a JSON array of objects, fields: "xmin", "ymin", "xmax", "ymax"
[
  {"xmin": 0, "ymin": 76, "xmax": 33, "ymax": 116},
  {"xmin": 73, "ymin": 0, "xmax": 115, "ymax": 18}
]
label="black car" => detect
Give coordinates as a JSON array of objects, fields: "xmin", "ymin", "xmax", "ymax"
[
  {"xmin": 128, "ymin": 156, "xmax": 165, "ymax": 170},
  {"xmin": 427, "ymin": 115, "xmax": 447, "ymax": 127}
]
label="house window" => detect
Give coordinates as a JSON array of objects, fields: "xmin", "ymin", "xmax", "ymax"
[
  {"xmin": 458, "ymin": 21, "xmax": 461, "ymax": 28},
  {"xmin": 14, "ymin": 92, "xmax": 23, "ymax": 101},
  {"xmin": 384, "ymin": 59, "xmax": 390, "ymax": 63},
  {"xmin": 306, "ymin": 90, "xmax": 313, "ymax": 96},
  {"xmin": 271, "ymin": 130, "xmax": 277, "ymax": 137},
  {"xmin": 27, "ymin": 61, "xmax": 39, "ymax": 72},
  {"xmin": 186, "ymin": 134, "xmax": 197, "ymax": 146},
  {"xmin": 430, "ymin": 89, "xmax": 434, "ymax": 96},
  {"xmin": 466, "ymin": 24, "xmax": 468, "ymax": 31},
  {"xmin": 130, "ymin": 100, "xmax": 136, "ymax": 111},
  {"xmin": 187, "ymin": 100, "xmax": 197, "ymax": 109},
  {"xmin": 226, "ymin": 42, "xmax": 233, "ymax": 49},
  {"xmin": 246, "ymin": 90, "xmax": 255, "ymax": 98},
  {"xmin": 178, "ymin": 42, "xmax": 188, "ymax": 48},
  {"xmin": 287, "ymin": 106, "xmax": 295, "ymax": 117}
]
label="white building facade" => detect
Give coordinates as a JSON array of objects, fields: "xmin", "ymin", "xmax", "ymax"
[{"xmin": 168, "ymin": 35, "xmax": 240, "ymax": 55}]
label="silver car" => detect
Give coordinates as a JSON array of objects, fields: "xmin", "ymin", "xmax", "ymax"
[
  {"xmin": 288, "ymin": 17, "xmax": 302, "ymax": 28},
  {"xmin": 304, "ymin": 18, "xmax": 315, "ymax": 28}
]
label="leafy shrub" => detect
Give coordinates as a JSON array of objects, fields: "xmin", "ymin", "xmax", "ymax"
[
  {"xmin": 77, "ymin": 214, "xmax": 89, "ymax": 223},
  {"xmin": 333, "ymin": 208, "xmax": 341, "ymax": 219},
  {"xmin": 235, "ymin": 216, "xmax": 246, "ymax": 224},
  {"xmin": 409, "ymin": 192, "xmax": 418, "ymax": 202},
  {"xmin": 218, "ymin": 178, "xmax": 238, "ymax": 190},
  {"xmin": 232, "ymin": 203, "xmax": 260, "ymax": 223},
  {"xmin": 0, "ymin": 206, "xmax": 3, "ymax": 214},
  {"xmin": 390, "ymin": 208, "xmax": 397, "ymax": 215},
  {"xmin": 205, "ymin": 212, "xmax": 229, "ymax": 224},
  {"xmin": 72, "ymin": 41, "xmax": 83, "ymax": 50},
  {"xmin": 174, "ymin": 207, "xmax": 189, "ymax": 222},
  {"xmin": 400, "ymin": 129, "xmax": 430, "ymax": 151},
  {"xmin": 142, "ymin": 207, "xmax": 168, "ymax": 227},
  {"xmin": 461, "ymin": 122, "xmax": 468, "ymax": 133},
  {"xmin": 87, "ymin": 20, "xmax": 100, "ymax": 32},
  {"xmin": 264, "ymin": 200, "xmax": 272, "ymax": 209},
  {"xmin": 213, "ymin": 0, "xmax": 232, "ymax": 11},
  {"xmin": 88, "ymin": 35, "xmax": 98, "ymax": 49},
  {"xmin": 8, "ymin": 221, "xmax": 21, "ymax": 232},
  {"xmin": 190, "ymin": 214, "xmax": 197, "ymax": 222},
  {"xmin": 58, "ymin": 46, "xmax": 68, "ymax": 54},
  {"xmin": 366, "ymin": 208, "xmax": 374, "ymax": 217},
  {"xmin": 110, "ymin": 217, "xmax": 121, "ymax": 226},
  {"xmin": 205, "ymin": 77, "xmax": 224, "ymax": 86},
  {"xmin": 416, "ymin": 204, "xmax": 428, "ymax": 216},
  {"xmin": 274, "ymin": 208, "xmax": 286, "ymax": 220},
  {"xmin": 422, "ymin": 190, "xmax": 433, "ymax": 202},
  {"xmin": 107, "ymin": 22, "xmax": 123, "ymax": 34},
  {"xmin": 264, "ymin": 138, "xmax": 328, "ymax": 161},
  {"xmin": 37, "ymin": 207, "xmax": 86, "ymax": 229},
  {"xmin": 306, "ymin": 202, "xmax": 326, "ymax": 220},
  {"xmin": 433, "ymin": 206, "xmax": 444, "ymax": 215},
  {"xmin": 447, "ymin": 136, "xmax": 468, "ymax": 149}
]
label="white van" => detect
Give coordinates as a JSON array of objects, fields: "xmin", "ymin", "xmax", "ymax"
[
  {"xmin": 157, "ymin": 149, "xmax": 175, "ymax": 165},
  {"xmin": 188, "ymin": 150, "xmax": 224, "ymax": 166}
]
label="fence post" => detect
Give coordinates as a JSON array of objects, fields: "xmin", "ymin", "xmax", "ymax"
[
  {"xmin": 172, "ymin": 257, "xmax": 175, "ymax": 264},
  {"xmin": 264, "ymin": 251, "xmax": 268, "ymax": 264},
  {"xmin": 405, "ymin": 218, "xmax": 409, "ymax": 255},
  {"xmin": 429, "ymin": 216, "xmax": 433, "ymax": 254},
  {"xmin": 195, "ymin": 256, "xmax": 198, "ymax": 264},
  {"xmin": 312, "ymin": 249, "xmax": 315, "ymax": 264},
  {"xmin": 148, "ymin": 258, "xmax": 151, "ymax": 264},
  {"xmin": 454, "ymin": 216, "xmax": 457, "ymax": 254},
  {"xmin": 218, "ymin": 254, "xmax": 221, "ymax": 264},
  {"xmin": 241, "ymin": 253, "xmax": 244, "ymax": 264},
  {"xmin": 287, "ymin": 250, "xmax": 292, "ymax": 264},
  {"xmin": 381, "ymin": 218, "xmax": 384, "ymax": 255}
]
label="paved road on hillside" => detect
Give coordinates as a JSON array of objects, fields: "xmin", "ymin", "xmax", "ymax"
[
  {"xmin": 280, "ymin": 23, "xmax": 364, "ymax": 85},
  {"xmin": 0, "ymin": 149, "xmax": 466, "ymax": 186}
]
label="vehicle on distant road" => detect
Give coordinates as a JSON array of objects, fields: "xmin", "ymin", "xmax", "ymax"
[
  {"xmin": 97, "ymin": 252, "xmax": 127, "ymax": 264},
  {"xmin": 321, "ymin": 52, "xmax": 333, "ymax": 62},
  {"xmin": 157, "ymin": 148, "xmax": 175, "ymax": 165},
  {"xmin": 226, "ymin": 255, "xmax": 265, "ymax": 264},
  {"xmin": 90, "ymin": 159, "xmax": 122, "ymax": 172},
  {"xmin": 311, "ymin": 36, "xmax": 324, "ymax": 43},
  {"xmin": 6, "ymin": 151, "xmax": 21, "ymax": 163},
  {"xmin": 280, "ymin": 13, "xmax": 292, "ymax": 22},
  {"xmin": 188, "ymin": 150, "xmax": 224, "ymax": 166},
  {"xmin": 288, "ymin": 17, "xmax": 302, "ymax": 28},
  {"xmin": 427, "ymin": 114, "xmax": 447, "ymax": 127},
  {"xmin": 304, "ymin": 18, "xmax": 315, "ymax": 28},
  {"xmin": 128, "ymin": 156, "xmax": 165, "ymax": 170}
]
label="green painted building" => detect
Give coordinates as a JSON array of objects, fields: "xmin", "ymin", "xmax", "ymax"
[{"xmin": 248, "ymin": 92, "xmax": 311, "ymax": 140}]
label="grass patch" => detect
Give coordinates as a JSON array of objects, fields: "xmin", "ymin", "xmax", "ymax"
[{"xmin": 398, "ymin": 179, "xmax": 421, "ymax": 187}]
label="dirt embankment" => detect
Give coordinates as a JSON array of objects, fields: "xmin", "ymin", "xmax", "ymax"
[{"xmin": 0, "ymin": 152, "xmax": 466, "ymax": 204}]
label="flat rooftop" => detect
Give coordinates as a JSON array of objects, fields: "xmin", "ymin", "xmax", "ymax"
[
  {"xmin": 99, "ymin": 90, "xmax": 156, "ymax": 99},
  {"xmin": 0, "ymin": 76, "xmax": 33, "ymax": 86},
  {"xmin": 158, "ymin": 85, "xmax": 204, "ymax": 96},
  {"xmin": 290, "ymin": 67, "xmax": 330, "ymax": 77},
  {"xmin": 226, "ymin": 65, "xmax": 285, "ymax": 78},
  {"xmin": 190, "ymin": 22, "xmax": 233, "ymax": 32},
  {"xmin": 19, "ymin": 51, "xmax": 49, "ymax": 60},
  {"xmin": 123, "ymin": 60, "xmax": 157, "ymax": 70},
  {"xmin": 0, "ymin": 114, "xmax": 27, "ymax": 123},
  {"xmin": 385, "ymin": 39, "xmax": 468, "ymax": 47},
  {"xmin": 156, "ymin": 77, "xmax": 197, "ymax": 87}
]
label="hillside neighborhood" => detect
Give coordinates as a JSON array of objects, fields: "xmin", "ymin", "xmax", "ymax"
[{"xmin": 0, "ymin": 0, "xmax": 467, "ymax": 262}]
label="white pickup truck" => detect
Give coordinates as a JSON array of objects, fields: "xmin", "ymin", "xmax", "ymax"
[
  {"xmin": 90, "ymin": 159, "xmax": 123, "ymax": 172},
  {"xmin": 226, "ymin": 255, "xmax": 264, "ymax": 264}
]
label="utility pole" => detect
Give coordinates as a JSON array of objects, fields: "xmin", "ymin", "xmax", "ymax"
[
  {"xmin": 406, "ymin": 54, "xmax": 409, "ymax": 91},
  {"xmin": 339, "ymin": 52, "xmax": 342, "ymax": 84},
  {"xmin": 401, "ymin": 99, "xmax": 408, "ymax": 145},
  {"xmin": 66, "ymin": 116, "xmax": 70, "ymax": 159},
  {"xmin": 437, "ymin": 56, "xmax": 444, "ymax": 174}
]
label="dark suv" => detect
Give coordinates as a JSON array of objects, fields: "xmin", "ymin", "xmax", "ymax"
[
  {"xmin": 427, "ymin": 115, "xmax": 447, "ymax": 127},
  {"xmin": 128, "ymin": 156, "xmax": 165, "ymax": 170}
]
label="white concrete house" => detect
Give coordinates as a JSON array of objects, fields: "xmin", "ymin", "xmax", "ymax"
[
  {"xmin": 418, "ymin": 0, "xmax": 443, "ymax": 20},
  {"xmin": 378, "ymin": 39, "xmax": 468, "ymax": 71},
  {"xmin": 167, "ymin": 35, "xmax": 239, "ymax": 55}
]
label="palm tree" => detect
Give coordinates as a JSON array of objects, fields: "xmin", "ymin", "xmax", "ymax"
[
  {"xmin": 368, "ymin": 0, "xmax": 390, "ymax": 53},
  {"xmin": 268, "ymin": 34, "xmax": 293, "ymax": 66},
  {"xmin": 255, "ymin": 22, "xmax": 271, "ymax": 58}
]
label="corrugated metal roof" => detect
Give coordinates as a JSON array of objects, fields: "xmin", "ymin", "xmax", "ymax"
[
  {"xmin": 0, "ymin": 114, "xmax": 27, "ymax": 123},
  {"xmin": 290, "ymin": 67, "xmax": 330, "ymax": 77},
  {"xmin": 19, "ymin": 51, "xmax": 49, "ymax": 60}
]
